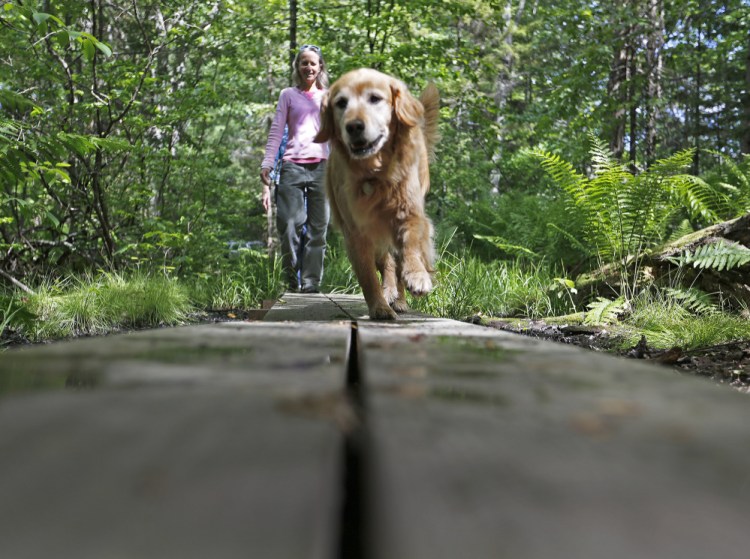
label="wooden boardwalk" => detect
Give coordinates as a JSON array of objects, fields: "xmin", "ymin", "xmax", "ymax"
[{"xmin": 1, "ymin": 292, "xmax": 749, "ymax": 558}]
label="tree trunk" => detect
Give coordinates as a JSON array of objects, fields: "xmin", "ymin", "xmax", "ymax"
[
  {"xmin": 628, "ymin": 44, "xmax": 637, "ymax": 170},
  {"xmin": 741, "ymin": 29, "xmax": 750, "ymax": 155},
  {"xmin": 90, "ymin": 0, "xmax": 115, "ymax": 261},
  {"xmin": 692, "ymin": 21, "xmax": 704, "ymax": 175},
  {"xmin": 644, "ymin": 0, "xmax": 664, "ymax": 166},
  {"xmin": 608, "ymin": 39, "xmax": 629, "ymax": 159},
  {"xmin": 490, "ymin": 0, "xmax": 526, "ymax": 190},
  {"xmin": 289, "ymin": 0, "xmax": 297, "ymax": 80}
]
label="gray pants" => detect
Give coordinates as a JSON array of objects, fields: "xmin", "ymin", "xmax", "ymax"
[{"xmin": 276, "ymin": 160, "xmax": 329, "ymax": 289}]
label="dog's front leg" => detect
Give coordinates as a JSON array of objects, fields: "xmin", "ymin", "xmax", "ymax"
[
  {"xmin": 398, "ymin": 215, "xmax": 434, "ymax": 297},
  {"xmin": 347, "ymin": 236, "xmax": 397, "ymax": 320},
  {"xmin": 378, "ymin": 252, "xmax": 409, "ymax": 313}
]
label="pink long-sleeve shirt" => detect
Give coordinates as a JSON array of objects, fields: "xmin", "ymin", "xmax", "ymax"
[{"xmin": 261, "ymin": 87, "xmax": 329, "ymax": 170}]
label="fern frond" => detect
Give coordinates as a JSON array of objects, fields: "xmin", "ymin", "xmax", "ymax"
[
  {"xmin": 716, "ymin": 182, "xmax": 740, "ymax": 194},
  {"xmin": 649, "ymin": 148, "xmax": 695, "ymax": 176},
  {"xmin": 547, "ymin": 223, "xmax": 592, "ymax": 256},
  {"xmin": 668, "ymin": 239, "xmax": 750, "ymax": 271},
  {"xmin": 665, "ymin": 219, "xmax": 695, "ymax": 244},
  {"xmin": 734, "ymin": 154, "xmax": 750, "ymax": 192},
  {"xmin": 669, "ymin": 174, "xmax": 726, "ymax": 223},
  {"xmin": 0, "ymin": 90, "xmax": 39, "ymax": 113},
  {"xmin": 584, "ymin": 296, "xmax": 626, "ymax": 325},
  {"xmin": 665, "ymin": 287, "xmax": 717, "ymax": 315},
  {"xmin": 531, "ymin": 149, "xmax": 587, "ymax": 197},
  {"xmin": 587, "ymin": 134, "xmax": 620, "ymax": 177},
  {"xmin": 708, "ymin": 150, "xmax": 750, "ymax": 192},
  {"xmin": 703, "ymin": 150, "xmax": 750, "ymax": 215},
  {"xmin": 0, "ymin": 117, "xmax": 24, "ymax": 149},
  {"xmin": 473, "ymin": 235, "xmax": 540, "ymax": 258}
]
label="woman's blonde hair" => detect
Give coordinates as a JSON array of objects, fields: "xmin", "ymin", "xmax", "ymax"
[{"xmin": 292, "ymin": 45, "xmax": 329, "ymax": 89}]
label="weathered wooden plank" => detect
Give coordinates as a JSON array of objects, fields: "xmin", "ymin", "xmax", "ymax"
[
  {"xmin": 357, "ymin": 320, "xmax": 750, "ymax": 559},
  {"xmin": 264, "ymin": 292, "xmax": 360, "ymax": 321},
  {"xmin": 6, "ymin": 295, "xmax": 750, "ymax": 558},
  {"xmin": 0, "ymin": 322, "xmax": 349, "ymax": 559},
  {"xmin": 263, "ymin": 292, "xmax": 423, "ymax": 322}
]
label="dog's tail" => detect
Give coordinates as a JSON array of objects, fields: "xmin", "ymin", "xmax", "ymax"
[{"xmin": 420, "ymin": 83, "xmax": 440, "ymax": 161}]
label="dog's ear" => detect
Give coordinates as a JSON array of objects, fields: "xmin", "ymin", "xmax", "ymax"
[
  {"xmin": 391, "ymin": 79, "xmax": 423, "ymax": 128},
  {"xmin": 314, "ymin": 90, "xmax": 334, "ymax": 143}
]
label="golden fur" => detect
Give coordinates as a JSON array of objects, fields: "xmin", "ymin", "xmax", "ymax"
[{"xmin": 314, "ymin": 68, "xmax": 439, "ymax": 319}]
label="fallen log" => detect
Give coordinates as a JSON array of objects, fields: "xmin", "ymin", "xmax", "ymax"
[{"xmin": 574, "ymin": 213, "xmax": 750, "ymax": 309}]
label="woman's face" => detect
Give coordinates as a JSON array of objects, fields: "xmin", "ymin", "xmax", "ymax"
[{"xmin": 298, "ymin": 50, "xmax": 321, "ymax": 87}]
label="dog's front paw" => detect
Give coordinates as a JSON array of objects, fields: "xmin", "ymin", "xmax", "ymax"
[
  {"xmin": 390, "ymin": 297, "xmax": 410, "ymax": 313},
  {"xmin": 383, "ymin": 284, "xmax": 399, "ymax": 305},
  {"xmin": 369, "ymin": 301, "xmax": 398, "ymax": 320},
  {"xmin": 404, "ymin": 271, "xmax": 432, "ymax": 297}
]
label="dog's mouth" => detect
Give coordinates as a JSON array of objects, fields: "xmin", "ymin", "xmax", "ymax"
[{"xmin": 348, "ymin": 135, "xmax": 384, "ymax": 159}]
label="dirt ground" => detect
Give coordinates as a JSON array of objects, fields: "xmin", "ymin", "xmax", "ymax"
[{"xmin": 482, "ymin": 318, "xmax": 750, "ymax": 394}]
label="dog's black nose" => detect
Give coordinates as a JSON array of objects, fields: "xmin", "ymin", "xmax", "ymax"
[{"xmin": 345, "ymin": 119, "xmax": 365, "ymax": 137}]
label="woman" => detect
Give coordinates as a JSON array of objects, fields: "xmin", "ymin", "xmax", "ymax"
[{"xmin": 260, "ymin": 44, "xmax": 330, "ymax": 293}]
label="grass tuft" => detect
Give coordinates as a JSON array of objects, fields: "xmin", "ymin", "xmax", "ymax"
[
  {"xmin": 22, "ymin": 271, "xmax": 193, "ymax": 341},
  {"xmin": 624, "ymin": 292, "xmax": 750, "ymax": 350},
  {"xmin": 409, "ymin": 248, "xmax": 573, "ymax": 320},
  {"xmin": 188, "ymin": 249, "xmax": 283, "ymax": 310}
]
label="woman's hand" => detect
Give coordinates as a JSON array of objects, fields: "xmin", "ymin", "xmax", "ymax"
[
  {"xmin": 260, "ymin": 167, "xmax": 271, "ymax": 186},
  {"xmin": 260, "ymin": 168, "xmax": 272, "ymax": 213}
]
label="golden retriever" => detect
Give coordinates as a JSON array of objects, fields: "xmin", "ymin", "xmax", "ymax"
[{"xmin": 314, "ymin": 68, "xmax": 439, "ymax": 319}]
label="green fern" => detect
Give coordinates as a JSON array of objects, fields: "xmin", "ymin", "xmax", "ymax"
[
  {"xmin": 665, "ymin": 219, "xmax": 696, "ymax": 244},
  {"xmin": 473, "ymin": 235, "xmax": 540, "ymax": 258},
  {"xmin": 533, "ymin": 137, "xmax": 732, "ymax": 300},
  {"xmin": 669, "ymin": 174, "xmax": 727, "ymax": 223},
  {"xmin": 584, "ymin": 296, "xmax": 626, "ymax": 325},
  {"xmin": 703, "ymin": 151, "xmax": 750, "ymax": 216},
  {"xmin": 664, "ymin": 287, "xmax": 717, "ymax": 315},
  {"xmin": 546, "ymin": 222, "xmax": 591, "ymax": 255},
  {"xmin": 668, "ymin": 239, "xmax": 750, "ymax": 271}
]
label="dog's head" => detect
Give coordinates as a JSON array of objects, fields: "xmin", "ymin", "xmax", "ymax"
[{"xmin": 314, "ymin": 68, "xmax": 423, "ymax": 159}]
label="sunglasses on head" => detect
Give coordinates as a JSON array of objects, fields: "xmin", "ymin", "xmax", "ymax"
[{"xmin": 299, "ymin": 44, "xmax": 321, "ymax": 53}]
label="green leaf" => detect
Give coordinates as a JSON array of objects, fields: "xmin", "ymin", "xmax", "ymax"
[
  {"xmin": 32, "ymin": 12, "xmax": 50, "ymax": 25},
  {"xmin": 45, "ymin": 211, "xmax": 60, "ymax": 227},
  {"xmin": 94, "ymin": 40, "xmax": 112, "ymax": 57},
  {"xmin": 82, "ymin": 38, "xmax": 96, "ymax": 61},
  {"xmin": 56, "ymin": 30, "xmax": 69, "ymax": 49},
  {"xmin": 32, "ymin": 12, "xmax": 63, "ymax": 27},
  {"xmin": 553, "ymin": 277, "xmax": 576, "ymax": 290}
]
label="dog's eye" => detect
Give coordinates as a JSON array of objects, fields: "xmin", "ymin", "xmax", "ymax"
[
  {"xmin": 335, "ymin": 98, "xmax": 348, "ymax": 109},
  {"xmin": 369, "ymin": 94, "xmax": 383, "ymax": 104}
]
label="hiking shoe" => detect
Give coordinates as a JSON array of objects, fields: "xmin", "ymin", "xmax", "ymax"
[{"xmin": 301, "ymin": 285, "xmax": 320, "ymax": 294}]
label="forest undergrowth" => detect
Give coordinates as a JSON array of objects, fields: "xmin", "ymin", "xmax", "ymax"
[
  {"xmin": 2, "ymin": 138, "xmax": 749, "ymax": 391},
  {"xmin": 2, "ymin": 246, "xmax": 748, "ymax": 388}
]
